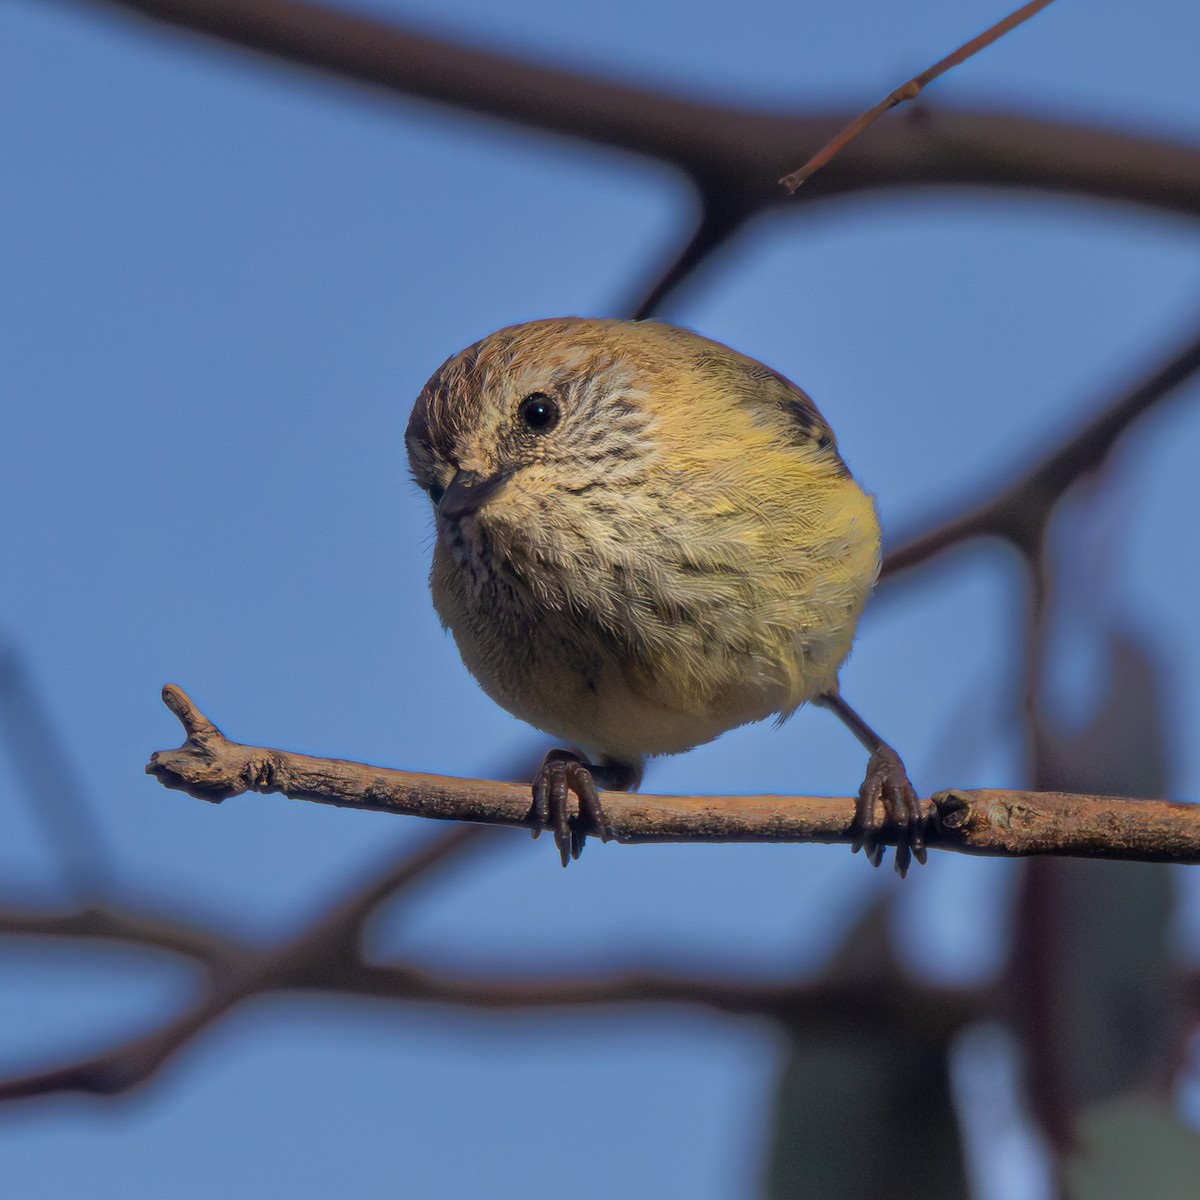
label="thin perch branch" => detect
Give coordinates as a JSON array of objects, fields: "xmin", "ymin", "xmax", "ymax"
[{"xmin": 147, "ymin": 686, "xmax": 1200, "ymax": 863}]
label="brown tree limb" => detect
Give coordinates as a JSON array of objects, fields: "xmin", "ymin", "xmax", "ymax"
[
  {"xmin": 0, "ymin": 865, "xmax": 1194, "ymax": 1102},
  {"xmin": 0, "ymin": 903, "xmax": 248, "ymax": 968},
  {"xmin": 146, "ymin": 685, "xmax": 1200, "ymax": 863},
  {"xmin": 0, "ymin": 812, "xmax": 979, "ymax": 1102},
  {"xmin": 70, "ymin": 0, "xmax": 1200, "ymax": 316},
  {"xmin": 780, "ymin": 0, "xmax": 1057, "ymax": 191},
  {"xmin": 72, "ymin": 0, "xmax": 1200, "ymax": 214},
  {"xmin": 8, "ymin": 839, "xmax": 1200, "ymax": 1104},
  {"xmin": 0, "ymin": 896, "xmax": 974, "ymax": 1023},
  {"xmin": 880, "ymin": 324, "xmax": 1200, "ymax": 582},
  {"xmin": 0, "ymin": 824, "xmax": 496, "ymax": 1100}
]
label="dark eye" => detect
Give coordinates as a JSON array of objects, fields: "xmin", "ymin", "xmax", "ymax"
[
  {"xmin": 427, "ymin": 482, "xmax": 445, "ymax": 505},
  {"xmin": 518, "ymin": 392, "xmax": 560, "ymax": 433}
]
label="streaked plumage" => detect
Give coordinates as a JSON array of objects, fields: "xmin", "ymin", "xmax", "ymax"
[{"xmin": 405, "ymin": 318, "xmax": 881, "ymax": 776}]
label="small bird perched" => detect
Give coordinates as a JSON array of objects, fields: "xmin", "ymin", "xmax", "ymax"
[{"xmin": 406, "ymin": 318, "xmax": 924, "ymax": 873}]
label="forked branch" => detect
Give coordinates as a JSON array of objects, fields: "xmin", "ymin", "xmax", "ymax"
[
  {"xmin": 880, "ymin": 324, "xmax": 1200, "ymax": 582},
  {"xmin": 54, "ymin": 0, "xmax": 1200, "ymax": 321}
]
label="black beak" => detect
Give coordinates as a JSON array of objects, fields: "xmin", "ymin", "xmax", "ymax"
[{"xmin": 437, "ymin": 468, "xmax": 511, "ymax": 520}]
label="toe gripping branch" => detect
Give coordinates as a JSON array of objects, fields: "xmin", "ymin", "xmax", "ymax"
[
  {"xmin": 817, "ymin": 690, "xmax": 928, "ymax": 877},
  {"xmin": 530, "ymin": 750, "xmax": 631, "ymax": 867},
  {"xmin": 854, "ymin": 744, "xmax": 927, "ymax": 878}
]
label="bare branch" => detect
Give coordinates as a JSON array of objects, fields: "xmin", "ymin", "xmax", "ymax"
[
  {"xmin": 0, "ymin": 888, "xmax": 983, "ymax": 1101},
  {"xmin": 0, "ymin": 998, "xmax": 236, "ymax": 1102},
  {"xmin": 0, "ymin": 901, "xmax": 972, "ymax": 1023},
  {"xmin": 145, "ymin": 686, "xmax": 1200, "ymax": 864},
  {"xmin": 0, "ymin": 646, "xmax": 111, "ymax": 894},
  {"xmin": 0, "ymin": 827, "xmax": 491, "ymax": 1101},
  {"xmin": 320, "ymin": 962, "xmax": 984, "ymax": 1030},
  {"xmin": 69, "ymin": 1, "xmax": 1200, "ymax": 208},
  {"xmin": 626, "ymin": 198, "xmax": 754, "ymax": 321},
  {"xmin": 881, "ymin": 324, "xmax": 1200, "ymax": 582},
  {"xmin": 280, "ymin": 825, "xmax": 500, "ymax": 974},
  {"xmin": 67, "ymin": 0, "xmax": 1200, "ymax": 316},
  {"xmin": 779, "ymin": 0, "xmax": 1057, "ymax": 191},
  {"xmin": 0, "ymin": 959, "xmax": 976, "ymax": 1101},
  {"xmin": 0, "ymin": 903, "xmax": 249, "ymax": 968}
]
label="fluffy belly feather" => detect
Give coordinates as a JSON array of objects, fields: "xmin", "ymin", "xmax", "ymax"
[{"xmin": 432, "ymin": 537, "xmax": 863, "ymax": 764}]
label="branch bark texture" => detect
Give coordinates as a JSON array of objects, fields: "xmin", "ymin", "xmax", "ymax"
[{"xmin": 147, "ymin": 686, "xmax": 1200, "ymax": 864}]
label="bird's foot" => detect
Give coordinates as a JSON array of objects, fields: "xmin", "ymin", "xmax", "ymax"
[
  {"xmin": 853, "ymin": 745, "xmax": 927, "ymax": 878},
  {"xmin": 530, "ymin": 751, "xmax": 631, "ymax": 866}
]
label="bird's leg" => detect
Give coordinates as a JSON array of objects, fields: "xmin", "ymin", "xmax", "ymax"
[
  {"xmin": 815, "ymin": 691, "xmax": 926, "ymax": 877},
  {"xmin": 530, "ymin": 751, "xmax": 639, "ymax": 867}
]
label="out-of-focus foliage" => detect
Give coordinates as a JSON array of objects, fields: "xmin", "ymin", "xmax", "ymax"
[{"xmin": 767, "ymin": 908, "xmax": 969, "ymax": 1198}]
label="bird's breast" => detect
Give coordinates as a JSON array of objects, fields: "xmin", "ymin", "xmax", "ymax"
[{"xmin": 427, "ymin": 488, "xmax": 869, "ymax": 762}]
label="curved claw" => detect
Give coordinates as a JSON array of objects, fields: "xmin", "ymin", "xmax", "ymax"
[
  {"xmin": 529, "ymin": 750, "xmax": 615, "ymax": 867},
  {"xmin": 854, "ymin": 746, "xmax": 926, "ymax": 878}
]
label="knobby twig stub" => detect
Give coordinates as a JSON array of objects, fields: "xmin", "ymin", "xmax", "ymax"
[{"xmin": 146, "ymin": 685, "xmax": 1200, "ymax": 863}]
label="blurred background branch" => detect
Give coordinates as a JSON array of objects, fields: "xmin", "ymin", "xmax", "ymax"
[
  {"xmin": 67, "ymin": 0, "xmax": 1200, "ymax": 320},
  {"xmin": 880, "ymin": 323, "xmax": 1200, "ymax": 582}
]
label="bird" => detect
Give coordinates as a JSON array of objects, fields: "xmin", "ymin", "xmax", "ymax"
[{"xmin": 405, "ymin": 317, "xmax": 924, "ymax": 873}]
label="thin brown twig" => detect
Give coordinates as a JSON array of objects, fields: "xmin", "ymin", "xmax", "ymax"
[
  {"xmin": 145, "ymin": 686, "xmax": 1200, "ymax": 864},
  {"xmin": 780, "ymin": 0, "xmax": 1058, "ymax": 192},
  {"xmin": 0, "ymin": 993, "xmax": 242, "ymax": 1101},
  {"xmin": 0, "ymin": 902, "xmax": 250, "ymax": 969},
  {"xmin": 627, "ymin": 198, "xmax": 753, "ymax": 321}
]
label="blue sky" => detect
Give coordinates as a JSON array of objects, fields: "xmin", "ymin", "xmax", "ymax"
[{"xmin": 3, "ymin": 0, "xmax": 1200, "ymax": 1195}]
